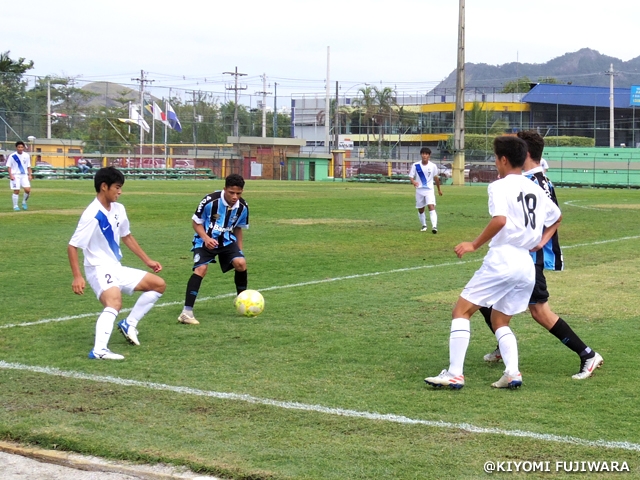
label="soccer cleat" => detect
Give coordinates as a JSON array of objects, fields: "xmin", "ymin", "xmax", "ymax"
[
  {"xmin": 491, "ymin": 371, "xmax": 522, "ymax": 389},
  {"xmin": 22, "ymin": 202, "xmax": 27, "ymax": 210},
  {"xmin": 424, "ymin": 369, "xmax": 465, "ymax": 389},
  {"xmin": 117, "ymin": 320, "xmax": 140, "ymax": 346},
  {"xmin": 178, "ymin": 312, "xmax": 200, "ymax": 325},
  {"xmin": 432, "ymin": 227, "xmax": 438, "ymax": 234},
  {"xmin": 420, "ymin": 225, "xmax": 428, "ymax": 232},
  {"xmin": 13, "ymin": 206, "xmax": 20, "ymax": 211},
  {"xmin": 572, "ymin": 352, "xmax": 603, "ymax": 380},
  {"xmin": 88, "ymin": 349, "xmax": 124, "ymax": 360},
  {"xmin": 483, "ymin": 347, "xmax": 503, "ymax": 363}
]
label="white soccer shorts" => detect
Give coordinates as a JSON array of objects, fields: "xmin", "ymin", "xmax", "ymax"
[
  {"xmin": 9, "ymin": 175, "xmax": 30, "ymax": 190},
  {"xmin": 415, "ymin": 189, "xmax": 436, "ymax": 208},
  {"xmin": 85, "ymin": 264, "xmax": 147, "ymax": 300},
  {"xmin": 460, "ymin": 245, "xmax": 535, "ymax": 316}
]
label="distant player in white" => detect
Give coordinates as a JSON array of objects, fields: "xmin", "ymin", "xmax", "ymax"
[
  {"xmin": 409, "ymin": 147, "xmax": 442, "ymax": 233},
  {"xmin": 425, "ymin": 136, "xmax": 562, "ymax": 389},
  {"xmin": 68, "ymin": 167, "xmax": 166, "ymax": 360},
  {"xmin": 540, "ymin": 157, "xmax": 549, "ymax": 173},
  {"xmin": 6, "ymin": 140, "xmax": 32, "ymax": 211}
]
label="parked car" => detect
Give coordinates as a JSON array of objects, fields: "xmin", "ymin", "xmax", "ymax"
[
  {"xmin": 468, "ymin": 163, "xmax": 499, "ymax": 183},
  {"xmin": 34, "ymin": 161, "xmax": 56, "ymax": 179},
  {"xmin": 432, "ymin": 162, "xmax": 452, "ymax": 181},
  {"xmin": 173, "ymin": 159, "xmax": 195, "ymax": 169}
]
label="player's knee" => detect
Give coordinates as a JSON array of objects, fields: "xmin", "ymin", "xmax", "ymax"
[
  {"xmin": 234, "ymin": 258, "xmax": 247, "ymax": 271},
  {"xmin": 154, "ymin": 276, "xmax": 167, "ymax": 294}
]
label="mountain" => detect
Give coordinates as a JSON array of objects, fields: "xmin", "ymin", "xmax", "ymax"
[
  {"xmin": 433, "ymin": 48, "xmax": 640, "ymax": 91},
  {"xmin": 80, "ymin": 81, "xmax": 140, "ymax": 108}
]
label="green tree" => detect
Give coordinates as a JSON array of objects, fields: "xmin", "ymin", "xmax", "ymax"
[
  {"xmin": 501, "ymin": 76, "xmax": 533, "ymax": 93},
  {"xmin": 0, "ymin": 51, "xmax": 34, "ymax": 140}
]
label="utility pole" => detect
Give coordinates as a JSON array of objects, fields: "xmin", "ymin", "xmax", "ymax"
[
  {"xmin": 325, "ymin": 47, "xmax": 331, "ymax": 153},
  {"xmin": 46, "ymin": 80, "xmax": 51, "ymax": 139},
  {"xmin": 189, "ymin": 90, "xmax": 199, "ymax": 158},
  {"xmin": 224, "ymin": 67, "xmax": 247, "ymax": 137},
  {"xmin": 452, "ymin": 0, "xmax": 465, "ymax": 185},
  {"xmin": 256, "ymin": 74, "xmax": 271, "ymax": 138},
  {"xmin": 273, "ymin": 82, "xmax": 278, "ymax": 138},
  {"xmin": 606, "ymin": 63, "xmax": 616, "ymax": 147},
  {"xmin": 132, "ymin": 70, "xmax": 153, "ymax": 163},
  {"xmin": 334, "ymin": 81, "xmax": 339, "ymax": 151}
]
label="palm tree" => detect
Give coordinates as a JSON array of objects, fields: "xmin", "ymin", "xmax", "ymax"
[
  {"xmin": 373, "ymin": 87, "xmax": 397, "ymax": 156},
  {"xmin": 351, "ymin": 86, "xmax": 377, "ymax": 152}
]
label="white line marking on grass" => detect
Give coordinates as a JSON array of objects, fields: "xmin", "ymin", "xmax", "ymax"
[
  {"xmin": 0, "ymin": 260, "xmax": 477, "ymax": 330},
  {"xmin": 1, "ymin": 360, "xmax": 639, "ymax": 452},
  {"xmin": 4, "ymin": 233, "xmax": 640, "ymax": 331},
  {"xmin": 564, "ymin": 200, "xmax": 610, "ymax": 211}
]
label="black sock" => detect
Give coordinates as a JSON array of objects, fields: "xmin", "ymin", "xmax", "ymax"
[
  {"xmin": 185, "ymin": 273, "xmax": 203, "ymax": 308},
  {"xmin": 549, "ymin": 318, "xmax": 594, "ymax": 359},
  {"xmin": 479, "ymin": 307, "xmax": 494, "ymax": 334},
  {"xmin": 235, "ymin": 270, "xmax": 247, "ymax": 295}
]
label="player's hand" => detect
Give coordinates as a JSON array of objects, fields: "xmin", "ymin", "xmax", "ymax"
[
  {"xmin": 454, "ymin": 242, "xmax": 476, "ymax": 258},
  {"xmin": 438, "ymin": 190, "xmax": 443, "ymax": 196},
  {"xmin": 71, "ymin": 277, "xmax": 85, "ymax": 295},
  {"xmin": 530, "ymin": 242, "xmax": 544, "ymax": 252},
  {"xmin": 204, "ymin": 236, "xmax": 218, "ymax": 249},
  {"xmin": 147, "ymin": 260, "xmax": 162, "ymax": 273}
]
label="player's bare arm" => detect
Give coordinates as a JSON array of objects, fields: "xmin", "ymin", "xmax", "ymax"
[
  {"xmin": 193, "ymin": 220, "xmax": 218, "ymax": 249},
  {"xmin": 234, "ymin": 227, "xmax": 243, "ymax": 250},
  {"xmin": 435, "ymin": 176, "xmax": 443, "ymax": 196},
  {"xmin": 530, "ymin": 216, "xmax": 563, "ymax": 252},
  {"xmin": 454, "ymin": 215, "xmax": 506, "ymax": 258},
  {"xmin": 67, "ymin": 244, "xmax": 86, "ymax": 295},
  {"xmin": 121, "ymin": 234, "xmax": 162, "ymax": 273}
]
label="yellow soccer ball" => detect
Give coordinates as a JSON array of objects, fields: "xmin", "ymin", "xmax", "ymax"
[{"xmin": 234, "ymin": 289, "xmax": 265, "ymax": 317}]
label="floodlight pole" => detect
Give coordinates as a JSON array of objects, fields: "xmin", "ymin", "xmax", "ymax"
[
  {"xmin": 607, "ymin": 63, "xmax": 615, "ymax": 147},
  {"xmin": 452, "ymin": 0, "xmax": 466, "ymax": 185}
]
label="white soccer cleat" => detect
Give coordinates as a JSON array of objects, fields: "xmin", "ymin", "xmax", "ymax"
[
  {"xmin": 572, "ymin": 352, "xmax": 603, "ymax": 380},
  {"xmin": 424, "ymin": 369, "xmax": 465, "ymax": 390},
  {"xmin": 483, "ymin": 347, "xmax": 503, "ymax": 363},
  {"xmin": 420, "ymin": 225, "xmax": 428, "ymax": 232},
  {"xmin": 491, "ymin": 371, "xmax": 522, "ymax": 389},
  {"xmin": 178, "ymin": 312, "xmax": 200, "ymax": 325},
  {"xmin": 88, "ymin": 349, "xmax": 124, "ymax": 360},
  {"xmin": 432, "ymin": 227, "xmax": 438, "ymax": 234},
  {"xmin": 117, "ymin": 320, "xmax": 140, "ymax": 346}
]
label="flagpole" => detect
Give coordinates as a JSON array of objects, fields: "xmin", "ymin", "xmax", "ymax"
[
  {"xmin": 152, "ymin": 105, "xmax": 156, "ymax": 167},
  {"xmin": 165, "ymin": 89, "xmax": 170, "ymax": 170}
]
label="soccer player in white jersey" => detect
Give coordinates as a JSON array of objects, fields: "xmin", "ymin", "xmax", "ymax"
[
  {"xmin": 409, "ymin": 147, "xmax": 442, "ymax": 233},
  {"xmin": 68, "ymin": 167, "xmax": 166, "ymax": 359},
  {"xmin": 6, "ymin": 141, "xmax": 33, "ymax": 211},
  {"xmin": 425, "ymin": 136, "xmax": 562, "ymax": 389}
]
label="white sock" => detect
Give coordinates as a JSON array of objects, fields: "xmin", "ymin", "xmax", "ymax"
[
  {"xmin": 429, "ymin": 210, "xmax": 438, "ymax": 229},
  {"xmin": 12, "ymin": 194, "xmax": 18, "ymax": 207},
  {"xmin": 126, "ymin": 291, "xmax": 162, "ymax": 328},
  {"xmin": 94, "ymin": 307, "xmax": 118, "ymax": 352},
  {"xmin": 23, "ymin": 193, "xmax": 29, "ymax": 203},
  {"xmin": 495, "ymin": 326, "xmax": 519, "ymax": 375},
  {"xmin": 448, "ymin": 318, "xmax": 470, "ymax": 376},
  {"xmin": 418, "ymin": 212, "xmax": 426, "ymax": 226}
]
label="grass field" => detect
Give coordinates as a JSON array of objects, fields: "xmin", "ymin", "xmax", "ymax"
[{"xmin": 1, "ymin": 178, "xmax": 640, "ymax": 479}]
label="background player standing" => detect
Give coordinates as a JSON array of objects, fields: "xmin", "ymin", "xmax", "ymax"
[
  {"xmin": 409, "ymin": 147, "xmax": 442, "ymax": 233},
  {"xmin": 6, "ymin": 141, "xmax": 32, "ymax": 211},
  {"xmin": 424, "ymin": 136, "xmax": 562, "ymax": 389},
  {"xmin": 178, "ymin": 173, "xmax": 249, "ymax": 325},
  {"xmin": 68, "ymin": 167, "xmax": 166, "ymax": 359}
]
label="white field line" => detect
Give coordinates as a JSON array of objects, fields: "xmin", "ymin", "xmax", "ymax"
[
  {"xmin": 0, "ymin": 360, "xmax": 638, "ymax": 452},
  {"xmin": 3, "ymin": 233, "xmax": 640, "ymax": 332},
  {"xmin": 0, "ymin": 259, "xmax": 475, "ymax": 330},
  {"xmin": 564, "ymin": 200, "xmax": 610, "ymax": 211}
]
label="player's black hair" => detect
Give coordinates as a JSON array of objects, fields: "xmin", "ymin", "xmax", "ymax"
[
  {"xmin": 517, "ymin": 130, "xmax": 545, "ymax": 162},
  {"xmin": 225, "ymin": 173, "xmax": 245, "ymax": 189},
  {"xmin": 420, "ymin": 147, "xmax": 431, "ymax": 155},
  {"xmin": 94, "ymin": 166, "xmax": 125, "ymax": 193},
  {"xmin": 493, "ymin": 136, "xmax": 527, "ymax": 168},
  {"xmin": 15, "ymin": 141, "xmax": 25, "ymax": 147}
]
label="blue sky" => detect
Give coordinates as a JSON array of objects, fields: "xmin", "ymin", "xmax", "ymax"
[{"xmin": 3, "ymin": 0, "xmax": 638, "ymax": 103}]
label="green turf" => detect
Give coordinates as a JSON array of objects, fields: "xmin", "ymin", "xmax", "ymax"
[{"xmin": 0, "ymin": 179, "xmax": 639, "ymax": 479}]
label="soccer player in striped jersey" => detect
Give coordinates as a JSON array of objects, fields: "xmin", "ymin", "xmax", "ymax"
[
  {"xmin": 178, "ymin": 174, "xmax": 250, "ymax": 325},
  {"xmin": 425, "ymin": 136, "xmax": 562, "ymax": 389},
  {"xmin": 6, "ymin": 141, "xmax": 33, "ymax": 211},
  {"xmin": 409, "ymin": 147, "xmax": 442, "ymax": 233},
  {"xmin": 480, "ymin": 131, "xmax": 603, "ymax": 380},
  {"xmin": 68, "ymin": 167, "xmax": 166, "ymax": 359}
]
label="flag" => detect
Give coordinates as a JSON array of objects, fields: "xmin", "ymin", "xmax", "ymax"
[
  {"xmin": 152, "ymin": 102, "xmax": 169, "ymax": 126},
  {"xmin": 118, "ymin": 104, "xmax": 150, "ymax": 133},
  {"xmin": 166, "ymin": 102, "xmax": 182, "ymax": 132}
]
